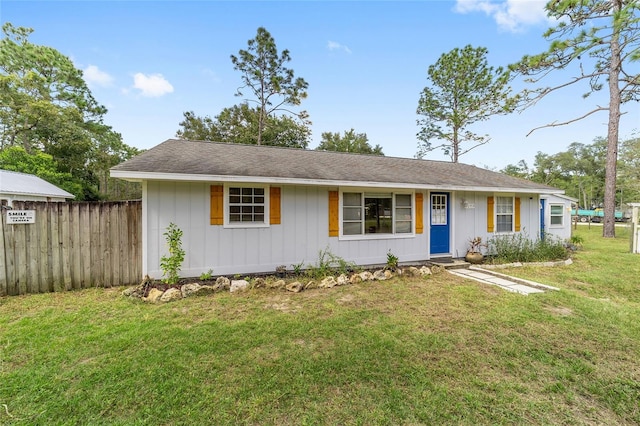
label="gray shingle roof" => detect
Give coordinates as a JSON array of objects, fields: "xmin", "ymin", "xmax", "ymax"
[
  {"xmin": 111, "ymin": 139, "xmax": 561, "ymax": 193},
  {"xmin": 0, "ymin": 169, "xmax": 74, "ymax": 198}
]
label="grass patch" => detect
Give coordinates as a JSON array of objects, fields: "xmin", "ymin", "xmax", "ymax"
[{"xmin": 1, "ymin": 227, "xmax": 639, "ymax": 424}]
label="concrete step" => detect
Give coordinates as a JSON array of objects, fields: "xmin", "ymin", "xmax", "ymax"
[{"xmin": 428, "ymin": 258, "xmax": 471, "ymax": 270}]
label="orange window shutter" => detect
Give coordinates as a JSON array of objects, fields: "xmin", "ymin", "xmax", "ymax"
[
  {"xmin": 415, "ymin": 193, "xmax": 424, "ymax": 234},
  {"xmin": 328, "ymin": 191, "xmax": 339, "ymax": 237},
  {"xmin": 210, "ymin": 185, "xmax": 223, "ymax": 225},
  {"xmin": 270, "ymin": 187, "xmax": 281, "ymax": 225},
  {"xmin": 487, "ymin": 196, "xmax": 495, "ymax": 233},
  {"xmin": 515, "ymin": 197, "xmax": 521, "ymax": 232}
]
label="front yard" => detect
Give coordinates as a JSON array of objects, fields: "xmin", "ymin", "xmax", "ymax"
[{"xmin": 1, "ymin": 226, "xmax": 639, "ymax": 425}]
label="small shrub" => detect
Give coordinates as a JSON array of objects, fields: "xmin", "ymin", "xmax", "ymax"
[
  {"xmin": 305, "ymin": 247, "xmax": 356, "ymax": 279},
  {"xmin": 160, "ymin": 222, "xmax": 185, "ymax": 285},
  {"xmin": 199, "ymin": 269, "xmax": 214, "ymax": 281},
  {"xmin": 386, "ymin": 250, "xmax": 399, "ymax": 270},
  {"xmin": 291, "ymin": 261, "xmax": 305, "ymax": 275},
  {"xmin": 487, "ymin": 231, "xmax": 568, "ymax": 264}
]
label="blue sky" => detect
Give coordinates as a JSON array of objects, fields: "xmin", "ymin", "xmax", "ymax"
[{"xmin": 2, "ymin": 0, "xmax": 638, "ymax": 169}]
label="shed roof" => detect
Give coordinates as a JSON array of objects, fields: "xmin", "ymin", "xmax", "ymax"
[
  {"xmin": 0, "ymin": 169, "xmax": 74, "ymax": 199},
  {"xmin": 111, "ymin": 139, "xmax": 562, "ymax": 194}
]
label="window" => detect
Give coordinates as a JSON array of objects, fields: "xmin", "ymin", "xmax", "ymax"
[
  {"xmin": 496, "ymin": 196, "xmax": 514, "ymax": 233},
  {"xmin": 342, "ymin": 191, "xmax": 412, "ymax": 236},
  {"xmin": 550, "ymin": 204, "xmax": 564, "ymax": 226},
  {"xmin": 228, "ymin": 187, "xmax": 265, "ymax": 223}
]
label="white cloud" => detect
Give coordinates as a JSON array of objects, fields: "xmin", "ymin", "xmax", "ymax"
[
  {"xmin": 83, "ymin": 65, "xmax": 113, "ymax": 87},
  {"xmin": 454, "ymin": 0, "xmax": 550, "ymax": 33},
  {"xmin": 327, "ymin": 40, "xmax": 352, "ymax": 54},
  {"xmin": 132, "ymin": 72, "xmax": 174, "ymax": 97}
]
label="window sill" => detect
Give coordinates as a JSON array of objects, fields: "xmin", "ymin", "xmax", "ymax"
[{"xmin": 339, "ymin": 233, "xmax": 415, "ymax": 241}]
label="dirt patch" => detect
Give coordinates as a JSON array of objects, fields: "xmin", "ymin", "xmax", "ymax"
[{"xmin": 546, "ymin": 306, "xmax": 573, "ymax": 317}]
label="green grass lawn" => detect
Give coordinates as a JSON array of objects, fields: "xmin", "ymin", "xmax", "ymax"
[{"xmin": 1, "ymin": 226, "xmax": 639, "ymax": 425}]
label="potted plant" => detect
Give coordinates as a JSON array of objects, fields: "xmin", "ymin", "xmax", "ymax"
[{"xmin": 465, "ymin": 237, "xmax": 486, "ymax": 264}]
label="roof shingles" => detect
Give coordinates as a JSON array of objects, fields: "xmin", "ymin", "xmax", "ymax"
[{"xmin": 111, "ymin": 139, "xmax": 561, "ymax": 193}]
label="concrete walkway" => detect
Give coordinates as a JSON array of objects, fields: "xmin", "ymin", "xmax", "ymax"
[{"xmin": 448, "ymin": 266, "xmax": 560, "ymax": 295}]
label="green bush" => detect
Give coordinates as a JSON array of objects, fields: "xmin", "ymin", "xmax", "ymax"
[
  {"xmin": 487, "ymin": 232, "xmax": 568, "ymax": 264},
  {"xmin": 160, "ymin": 222, "xmax": 185, "ymax": 285}
]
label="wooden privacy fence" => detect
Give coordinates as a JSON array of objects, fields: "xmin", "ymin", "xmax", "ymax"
[{"xmin": 0, "ymin": 200, "xmax": 141, "ymax": 296}]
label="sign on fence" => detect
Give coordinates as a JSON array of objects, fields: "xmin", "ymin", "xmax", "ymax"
[{"xmin": 6, "ymin": 210, "xmax": 36, "ymax": 224}]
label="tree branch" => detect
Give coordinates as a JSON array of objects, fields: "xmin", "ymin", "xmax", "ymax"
[{"xmin": 526, "ymin": 106, "xmax": 609, "ymax": 136}]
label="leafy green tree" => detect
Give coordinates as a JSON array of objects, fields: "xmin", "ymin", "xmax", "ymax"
[
  {"xmin": 500, "ymin": 160, "xmax": 531, "ymax": 179},
  {"xmin": 619, "ymin": 136, "xmax": 640, "ymax": 206},
  {"xmin": 0, "ymin": 23, "xmax": 140, "ymax": 200},
  {"xmin": 176, "ymin": 103, "xmax": 310, "ymax": 148},
  {"xmin": 0, "ymin": 146, "xmax": 83, "ymax": 198},
  {"xmin": 510, "ymin": 0, "xmax": 640, "ymax": 237},
  {"xmin": 416, "ymin": 45, "xmax": 517, "ymax": 163},
  {"xmin": 316, "ymin": 129, "xmax": 384, "ymax": 155},
  {"xmin": 231, "ymin": 27, "xmax": 309, "ymax": 146}
]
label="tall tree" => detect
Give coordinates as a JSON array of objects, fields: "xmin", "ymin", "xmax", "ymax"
[
  {"xmin": 176, "ymin": 103, "xmax": 310, "ymax": 149},
  {"xmin": 416, "ymin": 45, "xmax": 517, "ymax": 163},
  {"xmin": 231, "ymin": 27, "xmax": 309, "ymax": 146},
  {"xmin": 316, "ymin": 129, "xmax": 384, "ymax": 155},
  {"xmin": 0, "ymin": 23, "xmax": 139, "ymax": 200},
  {"xmin": 510, "ymin": 0, "xmax": 640, "ymax": 237}
]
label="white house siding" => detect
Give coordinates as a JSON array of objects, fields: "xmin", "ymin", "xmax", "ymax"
[
  {"xmin": 540, "ymin": 194, "xmax": 573, "ymax": 240},
  {"xmin": 450, "ymin": 192, "xmax": 541, "ymax": 258},
  {"xmin": 144, "ymin": 181, "xmax": 429, "ymax": 278}
]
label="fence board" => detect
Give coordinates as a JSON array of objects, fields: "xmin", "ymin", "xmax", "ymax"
[
  {"xmin": 68, "ymin": 203, "xmax": 80, "ymax": 290},
  {"xmin": 0, "ymin": 200, "xmax": 142, "ymax": 295},
  {"xmin": 80, "ymin": 203, "xmax": 91, "ymax": 287},
  {"xmin": 26, "ymin": 204, "xmax": 39, "ymax": 294},
  {"xmin": 37, "ymin": 203, "xmax": 51, "ymax": 293},
  {"xmin": 0, "ymin": 212, "xmax": 7, "ymax": 296}
]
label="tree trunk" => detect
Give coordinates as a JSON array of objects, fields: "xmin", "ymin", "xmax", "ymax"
[{"xmin": 603, "ymin": 0, "xmax": 622, "ymax": 238}]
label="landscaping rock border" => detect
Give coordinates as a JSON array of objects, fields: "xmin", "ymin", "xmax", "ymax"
[{"xmin": 123, "ymin": 266, "xmax": 435, "ymax": 303}]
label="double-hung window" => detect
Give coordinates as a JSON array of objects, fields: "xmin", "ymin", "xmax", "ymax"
[
  {"xmin": 550, "ymin": 204, "xmax": 564, "ymax": 226},
  {"xmin": 496, "ymin": 196, "xmax": 514, "ymax": 233},
  {"xmin": 342, "ymin": 191, "xmax": 413, "ymax": 236}
]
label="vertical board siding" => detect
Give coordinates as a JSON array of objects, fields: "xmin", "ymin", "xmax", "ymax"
[{"xmin": 0, "ymin": 201, "xmax": 142, "ymax": 296}]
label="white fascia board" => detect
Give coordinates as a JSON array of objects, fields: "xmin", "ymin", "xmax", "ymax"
[
  {"xmin": 109, "ymin": 170, "xmax": 563, "ymax": 194},
  {"xmin": 0, "ymin": 190, "xmax": 74, "ymax": 199}
]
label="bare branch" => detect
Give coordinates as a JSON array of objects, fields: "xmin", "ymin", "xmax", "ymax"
[{"xmin": 526, "ymin": 106, "xmax": 609, "ymax": 136}]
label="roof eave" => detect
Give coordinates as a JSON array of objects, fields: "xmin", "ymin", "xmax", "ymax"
[{"xmin": 110, "ymin": 170, "xmax": 563, "ymax": 195}]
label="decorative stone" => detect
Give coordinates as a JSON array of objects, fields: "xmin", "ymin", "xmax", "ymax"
[
  {"xmin": 373, "ymin": 270, "xmax": 387, "ymax": 280},
  {"xmin": 160, "ymin": 287, "xmax": 183, "ymax": 303},
  {"xmin": 230, "ymin": 280, "xmax": 249, "ymax": 293},
  {"xmin": 144, "ymin": 288, "xmax": 164, "ymax": 303},
  {"xmin": 253, "ymin": 277, "xmax": 266, "ymax": 289},
  {"xmin": 285, "ymin": 281, "xmax": 304, "ymax": 293},
  {"xmin": 395, "ymin": 268, "xmax": 403, "ymax": 275},
  {"xmin": 304, "ymin": 280, "xmax": 318, "ymax": 290},
  {"xmin": 384, "ymin": 270, "xmax": 393, "ymax": 279},
  {"xmin": 336, "ymin": 274, "xmax": 349, "ymax": 286},
  {"xmin": 319, "ymin": 276, "xmax": 337, "ymax": 288},
  {"xmin": 181, "ymin": 283, "xmax": 202, "ymax": 298},
  {"xmin": 349, "ymin": 274, "xmax": 362, "ymax": 284},
  {"xmin": 267, "ymin": 279, "xmax": 286, "ymax": 290},
  {"xmin": 215, "ymin": 276, "xmax": 231, "ymax": 291},
  {"xmin": 419, "ymin": 266, "xmax": 432, "ymax": 276},
  {"xmin": 196, "ymin": 285, "xmax": 218, "ymax": 295},
  {"xmin": 359, "ymin": 271, "xmax": 374, "ymax": 281},
  {"xmin": 430, "ymin": 265, "xmax": 444, "ymax": 274},
  {"xmin": 407, "ymin": 267, "xmax": 421, "ymax": 277}
]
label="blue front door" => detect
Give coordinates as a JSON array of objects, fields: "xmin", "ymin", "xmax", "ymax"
[{"xmin": 430, "ymin": 192, "xmax": 450, "ymax": 255}]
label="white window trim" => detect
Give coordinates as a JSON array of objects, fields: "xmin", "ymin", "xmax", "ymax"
[
  {"xmin": 494, "ymin": 193, "xmax": 515, "ymax": 234},
  {"xmin": 549, "ymin": 203, "xmax": 565, "ymax": 227},
  {"xmin": 223, "ymin": 183, "xmax": 270, "ymax": 228},
  {"xmin": 338, "ymin": 188, "xmax": 415, "ymax": 240}
]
